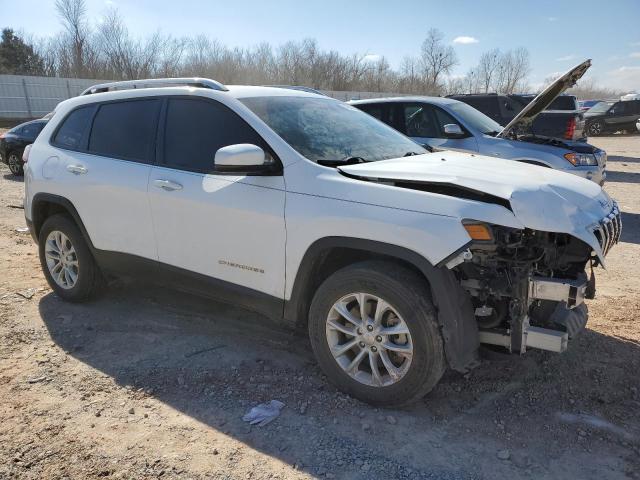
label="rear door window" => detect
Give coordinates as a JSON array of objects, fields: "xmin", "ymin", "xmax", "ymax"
[
  {"xmin": 52, "ymin": 106, "xmax": 95, "ymax": 150},
  {"xmin": 88, "ymin": 99, "xmax": 160, "ymax": 163},
  {"xmin": 161, "ymin": 98, "xmax": 270, "ymax": 173}
]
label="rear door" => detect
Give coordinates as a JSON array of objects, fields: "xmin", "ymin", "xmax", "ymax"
[
  {"xmin": 50, "ymin": 99, "xmax": 160, "ymax": 260},
  {"xmin": 148, "ymin": 96, "xmax": 286, "ymax": 300}
]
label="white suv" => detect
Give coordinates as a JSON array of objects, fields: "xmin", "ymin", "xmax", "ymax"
[{"xmin": 24, "ymin": 78, "xmax": 621, "ymax": 406}]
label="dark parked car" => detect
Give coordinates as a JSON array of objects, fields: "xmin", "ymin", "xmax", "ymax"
[
  {"xmin": 448, "ymin": 93, "xmax": 586, "ymax": 142},
  {"xmin": 583, "ymin": 100, "xmax": 640, "ymax": 136},
  {"xmin": 0, "ymin": 119, "xmax": 48, "ymax": 175}
]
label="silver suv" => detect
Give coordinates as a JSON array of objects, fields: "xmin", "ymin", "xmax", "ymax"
[{"xmin": 351, "ymin": 60, "xmax": 607, "ymax": 185}]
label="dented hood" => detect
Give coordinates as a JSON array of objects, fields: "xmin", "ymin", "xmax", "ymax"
[
  {"xmin": 497, "ymin": 59, "xmax": 591, "ymax": 138},
  {"xmin": 338, "ymin": 151, "xmax": 613, "ymax": 264}
]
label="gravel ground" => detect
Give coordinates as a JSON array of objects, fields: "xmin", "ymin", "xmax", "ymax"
[{"xmin": 0, "ymin": 133, "xmax": 639, "ymax": 480}]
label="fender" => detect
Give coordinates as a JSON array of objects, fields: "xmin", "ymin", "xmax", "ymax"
[
  {"xmin": 30, "ymin": 193, "xmax": 95, "ymax": 250},
  {"xmin": 285, "ymin": 237, "xmax": 479, "ymax": 372}
]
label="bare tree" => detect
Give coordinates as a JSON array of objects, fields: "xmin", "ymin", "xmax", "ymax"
[
  {"xmin": 498, "ymin": 47, "xmax": 530, "ymax": 94},
  {"xmin": 476, "ymin": 49, "xmax": 501, "ymax": 93},
  {"xmin": 55, "ymin": 0, "xmax": 93, "ymax": 77},
  {"xmin": 419, "ymin": 28, "xmax": 458, "ymax": 94}
]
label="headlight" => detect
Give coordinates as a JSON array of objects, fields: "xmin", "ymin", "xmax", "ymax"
[{"xmin": 563, "ymin": 152, "xmax": 598, "ymax": 166}]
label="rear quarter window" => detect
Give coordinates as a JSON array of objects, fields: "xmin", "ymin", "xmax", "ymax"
[{"xmin": 52, "ymin": 106, "xmax": 95, "ymax": 150}]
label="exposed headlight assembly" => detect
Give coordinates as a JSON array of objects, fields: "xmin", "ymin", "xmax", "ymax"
[{"xmin": 563, "ymin": 152, "xmax": 599, "ymax": 166}]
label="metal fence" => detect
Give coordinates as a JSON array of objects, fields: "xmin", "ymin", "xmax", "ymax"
[
  {"xmin": 0, "ymin": 75, "xmax": 111, "ymax": 121},
  {"xmin": 0, "ymin": 74, "xmax": 409, "ymax": 122}
]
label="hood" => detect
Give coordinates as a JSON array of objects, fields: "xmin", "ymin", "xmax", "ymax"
[
  {"xmin": 497, "ymin": 59, "xmax": 591, "ymax": 138},
  {"xmin": 338, "ymin": 151, "xmax": 613, "ymax": 264}
]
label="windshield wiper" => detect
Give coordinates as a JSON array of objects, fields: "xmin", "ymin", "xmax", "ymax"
[
  {"xmin": 403, "ymin": 151, "xmax": 422, "ymax": 156},
  {"xmin": 317, "ymin": 156, "xmax": 368, "ymax": 167}
]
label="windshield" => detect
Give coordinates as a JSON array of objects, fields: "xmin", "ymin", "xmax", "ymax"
[
  {"xmin": 240, "ymin": 96, "xmax": 426, "ymax": 164},
  {"xmin": 587, "ymin": 101, "xmax": 613, "ymax": 113},
  {"xmin": 448, "ymin": 101, "xmax": 503, "ymax": 135}
]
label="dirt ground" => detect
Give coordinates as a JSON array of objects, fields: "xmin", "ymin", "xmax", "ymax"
[{"xmin": 0, "ymin": 134, "xmax": 639, "ymax": 480}]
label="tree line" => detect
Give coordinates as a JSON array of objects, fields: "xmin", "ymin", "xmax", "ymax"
[{"xmin": 0, "ymin": 0, "xmax": 619, "ymax": 98}]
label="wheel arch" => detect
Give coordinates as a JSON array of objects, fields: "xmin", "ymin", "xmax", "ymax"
[
  {"xmin": 285, "ymin": 237, "xmax": 479, "ymax": 372},
  {"xmin": 31, "ymin": 193, "xmax": 94, "ymax": 250}
]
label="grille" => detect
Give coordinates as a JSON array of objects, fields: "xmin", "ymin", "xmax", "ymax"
[{"xmin": 592, "ymin": 202, "xmax": 621, "ymax": 256}]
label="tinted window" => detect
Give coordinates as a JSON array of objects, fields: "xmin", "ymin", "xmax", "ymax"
[
  {"xmin": 163, "ymin": 98, "xmax": 268, "ymax": 173},
  {"xmin": 359, "ymin": 104, "xmax": 384, "ymax": 120},
  {"xmin": 53, "ymin": 106, "xmax": 94, "ymax": 150},
  {"xmin": 403, "ymin": 103, "xmax": 438, "ymax": 138},
  {"xmin": 88, "ymin": 100, "xmax": 160, "ymax": 163},
  {"xmin": 21, "ymin": 122, "xmax": 45, "ymax": 139},
  {"xmin": 611, "ymin": 102, "xmax": 629, "ymax": 115}
]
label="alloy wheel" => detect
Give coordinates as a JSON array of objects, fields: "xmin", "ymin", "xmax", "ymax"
[
  {"xmin": 8, "ymin": 153, "xmax": 21, "ymax": 175},
  {"xmin": 325, "ymin": 292, "xmax": 413, "ymax": 387},
  {"xmin": 45, "ymin": 230, "xmax": 79, "ymax": 289},
  {"xmin": 589, "ymin": 122, "xmax": 602, "ymax": 136}
]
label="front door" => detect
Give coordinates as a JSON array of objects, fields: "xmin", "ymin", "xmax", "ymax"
[
  {"xmin": 148, "ymin": 97, "xmax": 286, "ymax": 300},
  {"xmin": 396, "ymin": 102, "xmax": 478, "ymax": 153}
]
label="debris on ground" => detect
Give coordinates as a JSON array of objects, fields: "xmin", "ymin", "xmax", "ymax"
[{"xmin": 242, "ymin": 400, "xmax": 285, "ymax": 426}]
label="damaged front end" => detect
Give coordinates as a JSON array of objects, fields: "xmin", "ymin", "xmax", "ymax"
[{"xmin": 448, "ymin": 209, "xmax": 621, "ymax": 354}]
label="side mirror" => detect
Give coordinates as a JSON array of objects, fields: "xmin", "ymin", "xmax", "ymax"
[
  {"xmin": 215, "ymin": 144, "xmax": 266, "ymax": 168},
  {"xmin": 443, "ymin": 124, "xmax": 465, "ymax": 138}
]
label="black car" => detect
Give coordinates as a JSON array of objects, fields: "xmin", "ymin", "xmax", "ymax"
[
  {"xmin": 448, "ymin": 93, "xmax": 586, "ymax": 141},
  {"xmin": 0, "ymin": 119, "xmax": 48, "ymax": 175},
  {"xmin": 583, "ymin": 100, "xmax": 640, "ymax": 136}
]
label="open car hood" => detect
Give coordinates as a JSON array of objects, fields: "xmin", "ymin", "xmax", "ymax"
[
  {"xmin": 497, "ymin": 59, "xmax": 591, "ymax": 138},
  {"xmin": 338, "ymin": 151, "xmax": 613, "ymax": 264}
]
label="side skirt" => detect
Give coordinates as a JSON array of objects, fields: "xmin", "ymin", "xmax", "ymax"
[{"xmin": 93, "ymin": 250, "xmax": 284, "ymax": 320}]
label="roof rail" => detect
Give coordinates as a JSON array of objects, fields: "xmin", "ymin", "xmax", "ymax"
[
  {"xmin": 81, "ymin": 77, "xmax": 228, "ymax": 95},
  {"xmin": 264, "ymin": 85, "xmax": 325, "ymax": 96}
]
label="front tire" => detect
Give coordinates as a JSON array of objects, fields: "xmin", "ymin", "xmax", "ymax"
[
  {"xmin": 308, "ymin": 261, "xmax": 445, "ymax": 406},
  {"xmin": 38, "ymin": 214, "xmax": 102, "ymax": 302},
  {"xmin": 7, "ymin": 151, "xmax": 23, "ymax": 176}
]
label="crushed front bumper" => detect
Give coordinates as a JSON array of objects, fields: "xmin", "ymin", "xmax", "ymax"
[{"xmin": 479, "ymin": 274, "xmax": 590, "ymax": 354}]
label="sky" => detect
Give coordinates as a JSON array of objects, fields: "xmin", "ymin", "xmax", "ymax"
[{"xmin": 2, "ymin": 0, "xmax": 639, "ymax": 92}]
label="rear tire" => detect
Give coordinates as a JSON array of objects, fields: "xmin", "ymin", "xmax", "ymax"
[
  {"xmin": 38, "ymin": 214, "xmax": 102, "ymax": 302},
  {"xmin": 7, "ymin": 151, "xmax": 23, "ymax": 176},
  {"xmin": 308, "ymin": 261, "xmax": 445, "ymax": 406}
]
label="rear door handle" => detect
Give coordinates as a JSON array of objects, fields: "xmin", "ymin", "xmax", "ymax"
[
  {"xmin": 153, "ymin": 179, "xmax": 183, "ymax": 191},
  {"xmin": 66, "ymin": 164, "xmax": 87, "ymax": 175}
]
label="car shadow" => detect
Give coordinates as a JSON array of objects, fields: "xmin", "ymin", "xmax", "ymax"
[
  {"xmin": 37, "ymin": 285, "xmax": 640, "ymax": 478},
  {"xmin": 620, "ymin": 211, "xmax": 640, "ymax": 245},
  {"xmin": 606, "ymin": 170, "xmax": 640, "ymax": 184},
  {"xmin": 2, "ymin": 173, "xmax": 24, "ymax": 182},
  {"xmin": 607, "ymin": 155, "xmax": 640, "ymax": 165}
]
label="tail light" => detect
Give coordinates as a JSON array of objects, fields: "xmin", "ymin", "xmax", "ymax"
[
  {"xmin": 22, "ymin": 144, "xmax": 32, "ymax": 163},
  {"xmin": 0, "ymin": 132, "xmax": 5, "ymax": 139},
  {"xmin": 564, "ymin": 117, "xmax": 576, "ymax": 140}
]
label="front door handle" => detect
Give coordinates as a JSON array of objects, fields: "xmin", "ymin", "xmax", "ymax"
[
  {"xmin": 66, "ymin": 164, "xmax": 87, "ymax": 175},
  {"xmin": 153, "ymin": 179, "xmax": 183, "ymax": 191}
]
